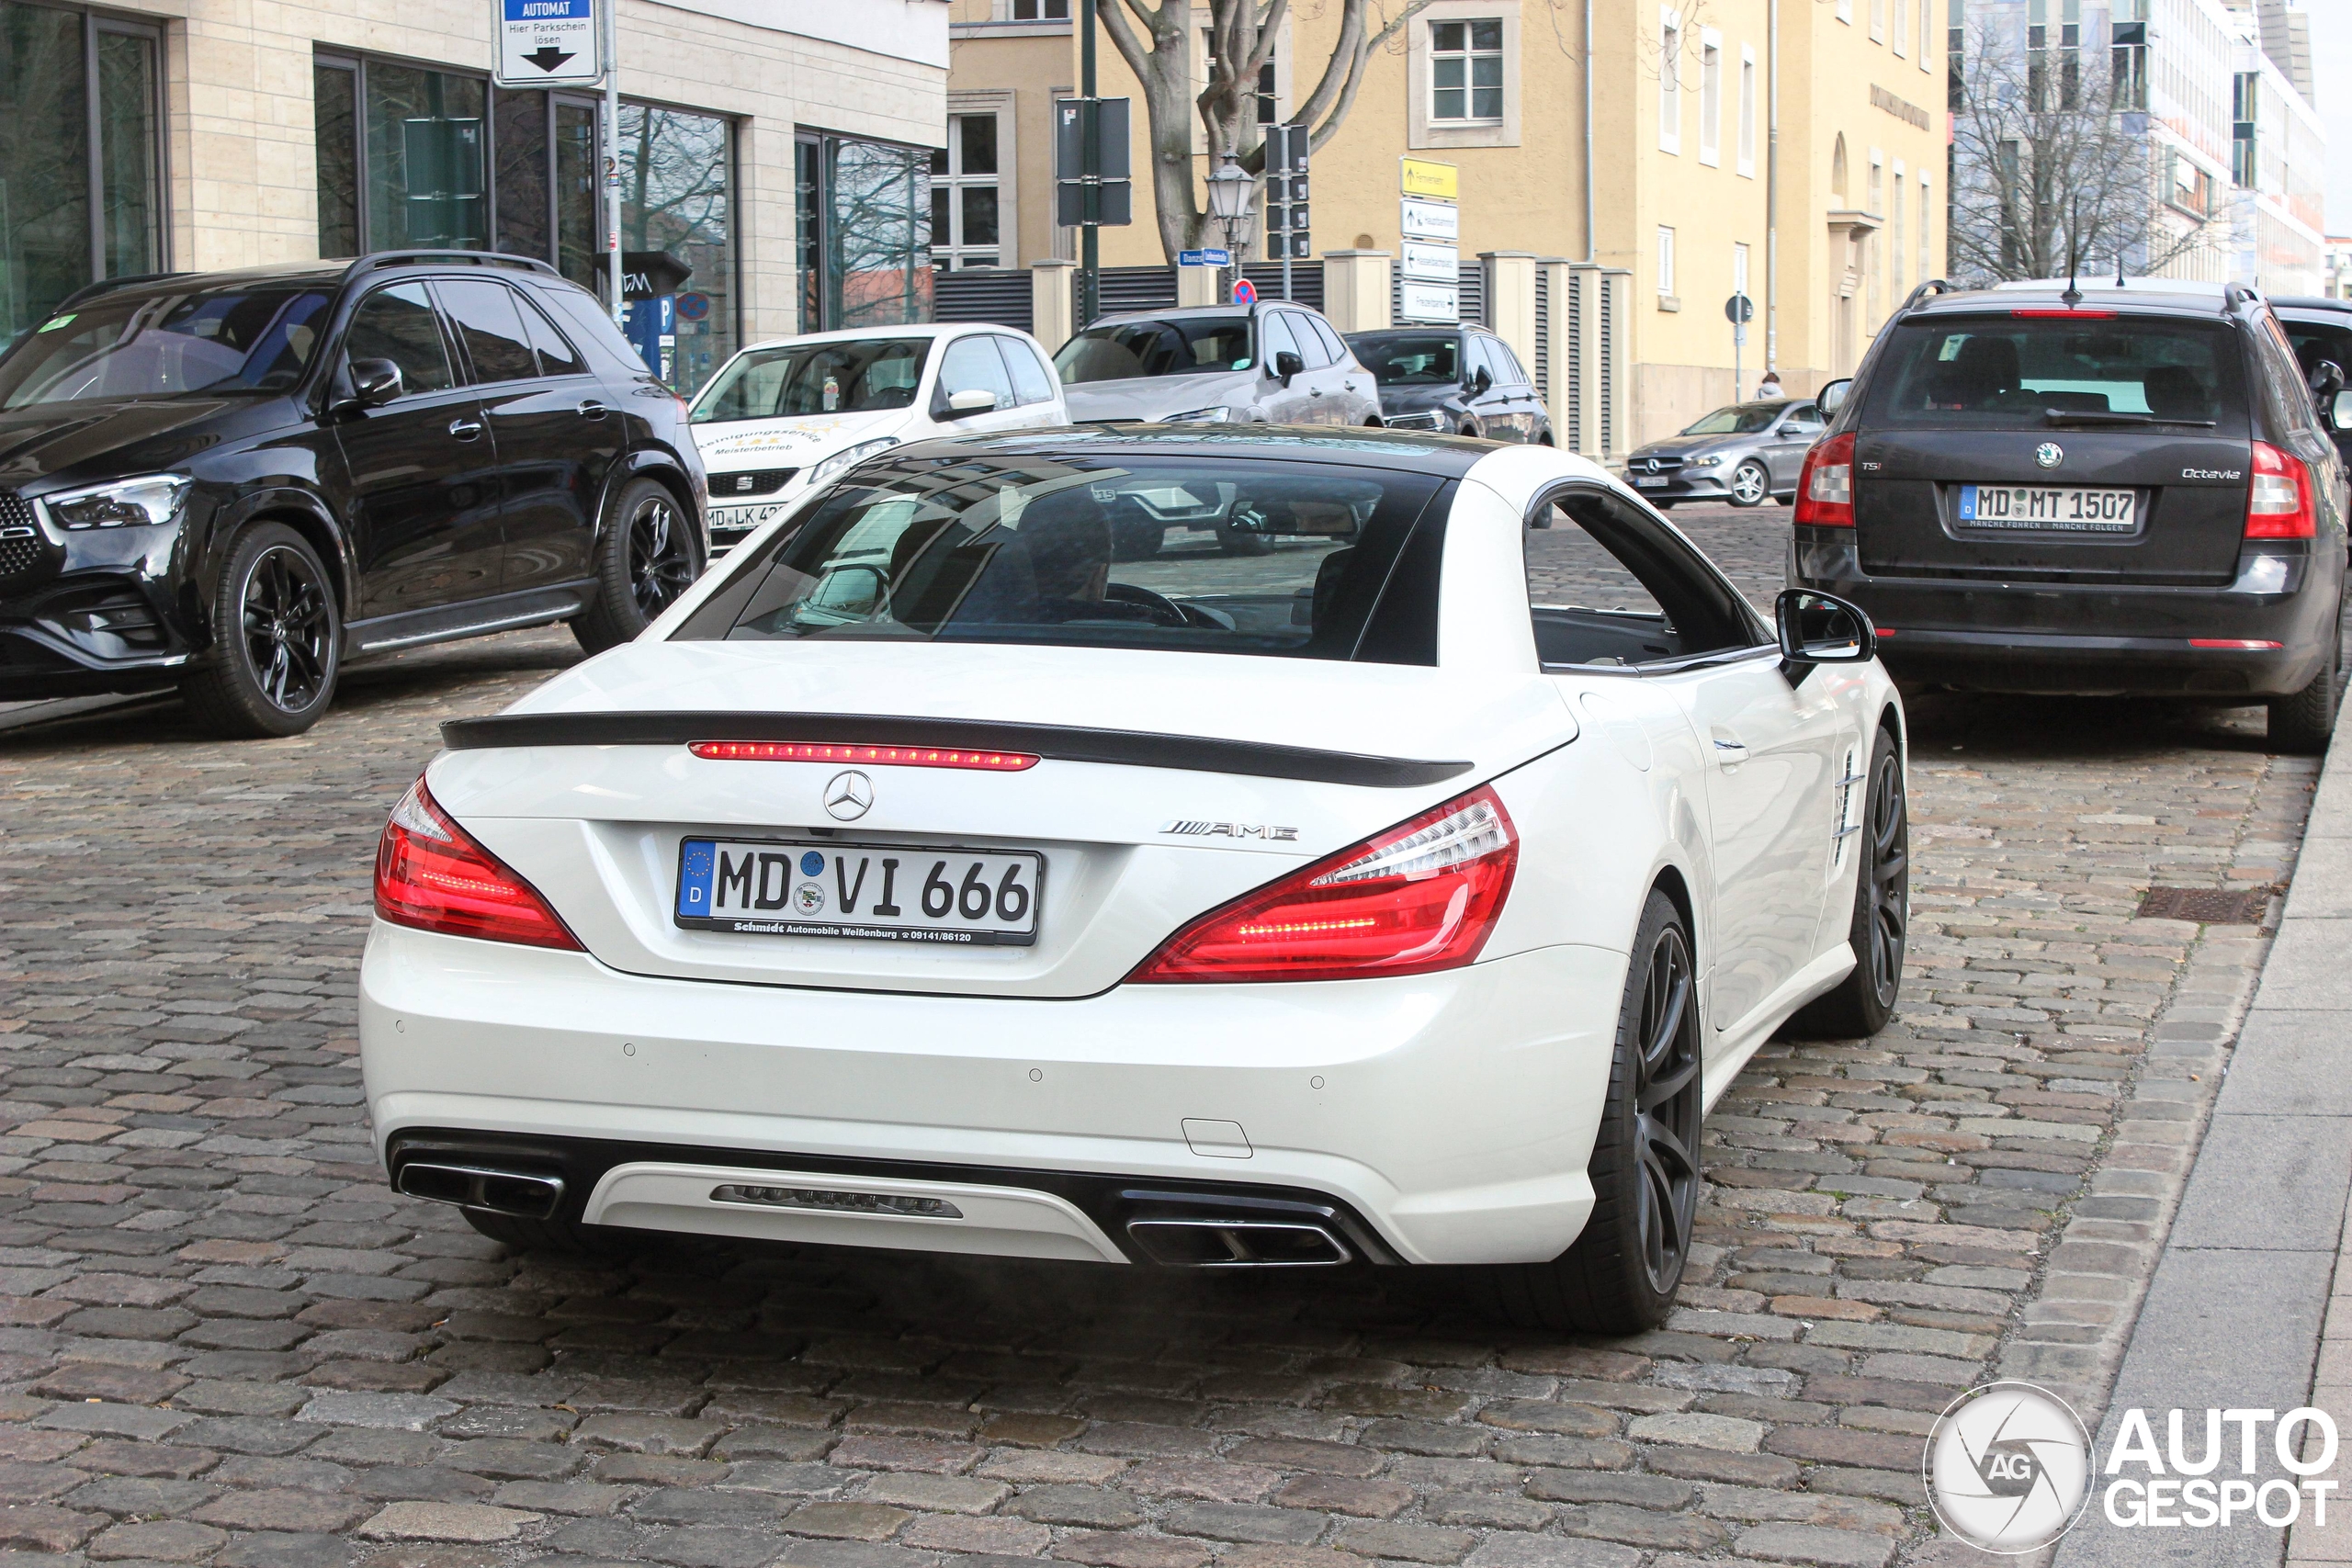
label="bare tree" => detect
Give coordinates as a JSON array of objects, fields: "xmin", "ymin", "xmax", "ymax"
[
  {"xmin": 1100, "ymin": 0, "xmax": 1590, "ymax": 260},
  {"xmin": 1947, "ymin": 17, "xmax": 2225, "ymax": 286}
]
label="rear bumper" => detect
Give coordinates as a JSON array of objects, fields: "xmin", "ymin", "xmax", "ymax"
[
  {"xmin": 357, "ymin": 921, "xmax": 1626, "ymax": 1268},
  {"xmin": 1792, "ymin": 531, "xmax": 2341, "ymax": 697}
]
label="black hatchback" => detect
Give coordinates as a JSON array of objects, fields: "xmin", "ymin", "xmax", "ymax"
[
  {"xmin": 1791, "ymin": 279, "xmax": 2349, "ymax": 751},
  {"xmin": 0, "ymin": 252, "xmax": 707, "ymax": 736}
]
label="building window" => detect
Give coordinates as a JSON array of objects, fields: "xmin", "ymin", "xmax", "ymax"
[
  {"xmin": 2233, "ymin": 72, "xmax": 2257, "ymax": 187},
  {"xmin": 1892, "ymin": 0, "xmax": 1906, "ymax": 55},
  {"xmin": 1733, "ymin": 241, "xmax": 1749, "ymax": 300},
  {"xmin": 1431, "ymin": 19, "xmax": 1502, "ymax": 121},
  {"xmin": 1919, "ymin": 0, "xmax": 1933, "ymax": 69},
  {"xmin": 1658, "ymin": 9, "xmax": 1680, "ymax": 153},
  {"xmin": 1917, "ymin": 175, "xmax": 1931, "ymax": 282},
  {"xmin": 2169, "ymin": 152, "xmax": 2212, "ymax": 220},
  {"xmin": 0, "ymin": 4, "xmax": 165, "ymax": 342},
  {"xmin": 799, "ymin": 130, "xmax": 933, "ymax": 335},
  {"xmin": 1737, "ymin": 47, "xmax": 1756, "ymax": 176},
  {"xmin": 931, "ymin": 113, "xmax": 1001, "ymax": 270},
  {"xmin": 318, "ymin": 51, "xmax": 737, "ymax": 393},
  {"xmin": 1892, "ymin": 168, "xmax": 1905, "ymax": 298},
  {"xmin": 1010, "ymin": 0, "xmax": 1069, "ymax": 17},
  {"xmin": 1870, "ymin": 0, "xmax": 1884, "ymax": 41},
  {"xmin": 1697, "ymin": 32, "xmax": 1721, "ymax": 165},
  {"xmin": 1657, "ymin": 226, "xmax": 1675, "ymax": 296}
]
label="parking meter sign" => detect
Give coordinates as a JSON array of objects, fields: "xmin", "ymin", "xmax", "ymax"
[{"xmin": 494, "ymin": 0, "xmax": 603, "ymax": 87}]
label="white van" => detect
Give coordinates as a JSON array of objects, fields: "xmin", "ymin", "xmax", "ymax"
[{"xmin": 689, "ymin": 323, "xmax": 1068, "ymax": 552}]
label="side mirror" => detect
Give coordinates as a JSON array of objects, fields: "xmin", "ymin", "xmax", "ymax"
[
  {"xmin": 2335, "ymin": 389, "xmax": 2352, "ymax": 433},
  {"xmin": 349, "ymin": 358, "xmax": 403, "ymax": 407},
  {"xmin": 1776, "ymin": 587, "xmax": 1876, "ymax": 665},
  {"xmin": 1816, "ymin": 378, "xmax": 1853, "ymax": 416},
  {"xmin": 945, "ymin": 388, "xmax": 1000, "ymax": 414},
  {"xmin": 1471, "ymin": 366, "xmax": 1494, "ymax": 396},
  {"xmin": 1273, "ymin": 351, "xmax": 1305, "ymax": 387}
]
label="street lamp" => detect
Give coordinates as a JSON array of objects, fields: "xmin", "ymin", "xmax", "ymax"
[{"xmin": 1204, "ymin": 151, "xmax": 1255, "ymax": 300}]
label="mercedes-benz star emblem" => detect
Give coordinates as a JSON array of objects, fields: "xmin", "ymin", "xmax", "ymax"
[
  {"xmin": 2035, "ymin": 441, "xmax": 2064, "ymax": 468},
  {"xmin": 822, "ymin": 770, "xmax": 874, "ymax": 821}
]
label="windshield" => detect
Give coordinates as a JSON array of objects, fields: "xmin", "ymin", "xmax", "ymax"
[
  {"xmin": 0, "ymin": 286, "xmax": 333, "ymax": 408},
  {"xmin": 675, "ymin": 453, "xmax": 1446, "ymax": 664},
  {"xmin": 692, "ymin": 339, "xmax": 931, "ymax": 423},
  {"xmin": 1357, "ymin": 336, "xmax": 1460, "ymax": 386},
  {"xmin": 1054, "ymin": 319, "xmax": 1253, "ymax": 384},
  {"xmin": 1679, "ymin": 402, "xmax": 1782, "ymax": 435},
  {"xmin": 1868, "ymin": 316, "xmax": 2246, "ymax": 429}
]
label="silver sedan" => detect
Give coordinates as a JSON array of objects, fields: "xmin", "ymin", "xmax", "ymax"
[{"xmin": 1620, "ymin": 398, "xmax": 1826, "ymax": 507}]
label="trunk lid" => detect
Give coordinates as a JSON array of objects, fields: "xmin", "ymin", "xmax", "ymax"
[
  {"xmin": 424, "ymin": 641, "xmax": 1576, "ymax": 999},
  {"xmin": 1855, "ymin": 427, "xmax": 2255, "ymax": 585}
]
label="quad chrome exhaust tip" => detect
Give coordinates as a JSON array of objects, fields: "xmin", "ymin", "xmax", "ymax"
[
  {"xmin": 396, "ymin": 1161, "xmax": 566, "ymax": 1221},
  {"xmin": 1125, "ymin": 1216, "xmax": 1352, "ymax": 1267}
]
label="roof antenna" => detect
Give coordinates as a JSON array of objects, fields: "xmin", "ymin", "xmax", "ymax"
[
  {"xmin": 2062, "ymin": 197, "xmax": 2082, "ymax": 306},
  {"xmin": 2115, "ymin": 248, "xmax": 2127, "ymax": 288}
]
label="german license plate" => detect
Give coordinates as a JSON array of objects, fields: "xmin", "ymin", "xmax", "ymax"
[
  {"xmin": 1632, "ymin": 476, "xmax": 1670, "ymax": 488},
  {"xmin": 1958, "ymin": 484, "xmax": 2136, "ymax": 531},
  {"xmin": 674, "ymin": 839, "xmax": 1043, "ymax": 946},
  {"xmin": 707, "ymin": 500, "xmax": 796, "ymax": 535}
]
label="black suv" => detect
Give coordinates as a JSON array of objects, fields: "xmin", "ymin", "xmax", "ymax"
[
  {"xmin": 0, "ymin": 252, "xmax": 707, "ymax": 736},
  {"xmin": 1344, "ymin": 327, "xmax": 1554, "ymax": 443},
  {"xmin": 1791, "ymin": 279, "xmax": 2349, "ymax": 751}
]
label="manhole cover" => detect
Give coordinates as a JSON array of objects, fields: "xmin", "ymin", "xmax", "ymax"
[{"xmin": 2136, "ymin": 886, "xmax": 2276, "ymax": 924}]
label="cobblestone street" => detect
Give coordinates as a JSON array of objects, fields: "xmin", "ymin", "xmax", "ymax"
[{"xmin": 0, "ymin": 501, "xmax": 2326, "ymax": 1568}]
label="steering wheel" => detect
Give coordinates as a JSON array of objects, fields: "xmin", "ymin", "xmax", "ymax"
[{"xmin": 1103, "ymin": 581, "xmax": 1191, "ymax": 627}]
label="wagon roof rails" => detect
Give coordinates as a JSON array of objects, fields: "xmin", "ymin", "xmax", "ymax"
[
  {"xmin": 2224, "ymin": 281, "xmax": 2263, "ymax": 313},
  {"xmin": 1896, "ymin": 278, "xmax": 1955, "ymax": 313},
  {"xmin": 341, "ymin": 251, "xmax": 560, "ymax": 282}
]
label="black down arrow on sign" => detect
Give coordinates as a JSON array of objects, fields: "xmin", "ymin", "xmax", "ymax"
[{"xmin": 524, "ymin": 45, "xmax": 575, "ymax": 72}]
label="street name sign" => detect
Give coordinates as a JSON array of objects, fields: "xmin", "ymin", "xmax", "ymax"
[
  {"xmin": 1178, "ymin": 248, "xmax": 1232, "ymax": 267},
  {"xmin": 495, "ymin": 0, "xmax": 604, "ymax": 87}
]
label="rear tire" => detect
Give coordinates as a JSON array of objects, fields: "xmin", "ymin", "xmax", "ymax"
[
  {"xmin": 179, "ymin": 523, "xmax": 341, "ymax": 739},
  {"xmin": 1784, "ymin": 726, "xmax": 1909, "ymax": 1039},
  {"xmin": 1474, "ymin": 889, "xmax": 1703, "ymax": 1334},
  {"xmin": 461, "ymin": 1210, "xmax": 637, "ymax": 1255},
  {"xmin": 572, "ymin": 478, "xmax": 702, "ymax": 656},
  {"xmin": 2268, "ymin": 616, "xmax": 2342, "ymax": 757}
]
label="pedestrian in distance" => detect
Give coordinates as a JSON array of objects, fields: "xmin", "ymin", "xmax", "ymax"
[{"xmin": 1756, "ymin": 369, "xmax": 1782, "ymax": 399}]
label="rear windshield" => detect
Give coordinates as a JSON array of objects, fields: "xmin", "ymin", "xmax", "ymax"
[
  {"xmin": 0, "ymin": 286, "xmax": 333, "ymax": 406},
  {"xmin": 1055, "ymin": 319, "xmax": 1252, "ymax": 383},
  {"xmin": 674, "ymin": 453, "xmax": 1446, "ymax": 664},
  {"xmin": 1867, "ymin": 316, "xmax": 2247, "ymax": 431},
  {"xmin": 693, "ymin": 339, "xmax": 931, "ymax": 422},
  {"xmin": 1358, "ymin": 335, "xmax": 1460, "ymax": 385}
]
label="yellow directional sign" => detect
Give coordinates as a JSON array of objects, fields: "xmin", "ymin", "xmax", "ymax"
[{"xmin": 1400, "ymin": 158, "xmax": 1458, "ymax": 200}]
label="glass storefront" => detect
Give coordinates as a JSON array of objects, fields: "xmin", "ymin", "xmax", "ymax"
[
  {"xmin": 618, "ymin": 103, "xmax": 733, "ymax": 395},
  {"xmin": 316, "ymin": 51, "xmax": 738, "ymax": 392},
  {"xmin": 0, "ymin": 1, "xmax": 164, "ymax": 344},
  {"xmin": 796, "ymin": 131, "xmax": 933, "ymax": 333}
]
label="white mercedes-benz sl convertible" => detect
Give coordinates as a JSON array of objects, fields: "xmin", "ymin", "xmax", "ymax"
[{"xmin": 359, "ymin": 427, "xmax": 1906, "ymax": 1332}]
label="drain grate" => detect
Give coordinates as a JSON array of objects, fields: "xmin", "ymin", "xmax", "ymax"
[{"xmin": 2136, "ymin": 886, "xmax": 2277, "ymax": 924}]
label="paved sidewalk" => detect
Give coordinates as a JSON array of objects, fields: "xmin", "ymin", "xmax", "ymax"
[{"xmin": 2053, "ymin": 726, "xmax": 2352, "ymax": 1568}]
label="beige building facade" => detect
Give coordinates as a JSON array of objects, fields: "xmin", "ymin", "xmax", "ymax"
[
  {"xmin": 0, "ymin": 0, "xmax": 949, "ymax": 393},
  {"xmin": 948, "ymin": 0, "xmax": 1947, "ymax": 450}
]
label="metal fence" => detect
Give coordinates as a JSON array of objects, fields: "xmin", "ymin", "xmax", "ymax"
[
  {"xmin": 931, "ymin": 268, "xmax": 1034, "ymax": 334},
  {"xmin": 932, "ymin": 262, "xmax": 1330, "ymax": 346}
]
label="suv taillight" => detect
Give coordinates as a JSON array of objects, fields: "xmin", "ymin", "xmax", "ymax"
[
  {"xmin": 1128, "ymin": 785, "xmax": 1518, "ymax": 983},
  {"xmin": 1794, "ymin": 432, "xmax": 1856, "ymax": 526},
  {"xmin": 374, "ymin": 777, "xmax": 582, "ymax": 949},
  {"xmin": 2246, "ymin": 442, "xmax": 2315, "ymax": 539}
]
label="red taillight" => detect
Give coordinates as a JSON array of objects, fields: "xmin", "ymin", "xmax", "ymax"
[
  {"xmin": 2190, "ymin": 638, "xmax": 2284, "ymax": 649},
  {"xmin": 689, "ymin": 740, "xmax": 1039, "ymax": 771},
  {"xmin": 1128, "ymin": 785, "xmax": 1518, "ymax": 984},
  {"xmin": 2245, "ymin": 442, "xmax": 2315, "ymax": 539},
  {"xmin": 2010, "ymin": 308, "xmax": 2118, "ymax": 319},
  {"xmin": 1794, "ymin": 432, "xmax": 1857, "ymax": 526},
  {"xmin": 374, "ymin": 777, "xmax": 582, "ymax": 950}
]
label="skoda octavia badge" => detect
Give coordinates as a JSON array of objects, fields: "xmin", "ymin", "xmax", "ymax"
[
  {"xmin": 2035, "ymin": 442, "xmax": 2064, "ymax": 468},
  {"xmin": 823, "ymin": 770, "xmax": 874, "ymax": 821}
]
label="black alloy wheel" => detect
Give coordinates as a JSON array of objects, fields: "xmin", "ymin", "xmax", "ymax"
[
  {"xmin": 573, "ymin": 478, "xmax": 705, "ymax": 655},
  {"xmin": 626, "ymin": 490, "xmax": 695, "ymax": 620},
  {"xmin": 180, "ymin": 522, "xmax": 342, "ymax": 739},
  {"xmin": 1626, "ymin": 921, "xmax": 1704, "ymax": 1297},
  {"xmin": 1785, "ymin": 726, "xmax": 1910, "ymax": 1039},
  {"xmin": 1474, "ymin": 889, "xmax": 1705, "ymax": 1334}
]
